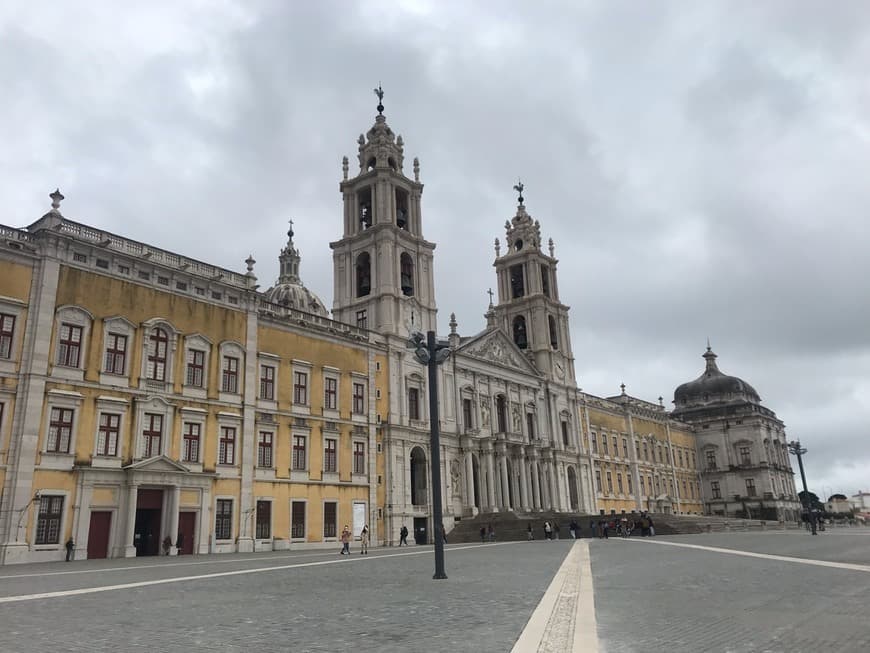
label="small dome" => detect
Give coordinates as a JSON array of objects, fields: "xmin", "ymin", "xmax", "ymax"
[
  {"xmin": 264, "ymin": 282, "xmax": 328, "ymax": 316},
  {"xmin": 673, "ymin": 347, "xmax": 760, "ymax": 408}
]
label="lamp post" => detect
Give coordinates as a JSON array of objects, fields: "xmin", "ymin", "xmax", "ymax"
[
  {"xmin": 788, "ymin": 440, "xmax": 814, "ymax": 533},
  {"xmin": 408, "ymin": 330, "xmax": 451, "ymax": 580}
]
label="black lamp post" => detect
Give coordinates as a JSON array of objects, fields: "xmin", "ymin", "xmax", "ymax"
[
  {"xmin": 408, "ymin": 330, "xmax": 451, "ymax": 579},
  {"xmin": 788, "ymin": 439, "xmax": 814, "ymax": 533}
]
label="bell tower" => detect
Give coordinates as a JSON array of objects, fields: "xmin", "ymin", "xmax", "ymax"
[
  {"xmin": 493, "ymin": 182, "xmax": 575, "ymax": 384},
  {"xmin": 330, "ymin": 87, "xmax": 437, "ymax": 334}
]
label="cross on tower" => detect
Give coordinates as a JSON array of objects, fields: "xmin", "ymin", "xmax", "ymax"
[{"xmin": 486, "ymin": 287, "xmax": 494, "ymax": 306}]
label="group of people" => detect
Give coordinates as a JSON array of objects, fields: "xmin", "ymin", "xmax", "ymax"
[
  {"xmin": 339, "ymin": 524, "xmax": 370, "ymax": 555},
  {"xmin": 479, "ymin": 524, "xmax": 496, "ymax": 542},
  {"xmin": 589, "ymin": 513, "xmax": 656, "ymax": 539}
]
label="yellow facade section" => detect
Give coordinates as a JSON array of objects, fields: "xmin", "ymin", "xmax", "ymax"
[{"xmin": 0, "ymin": 259, "xmax": 33, "ymax": 302}]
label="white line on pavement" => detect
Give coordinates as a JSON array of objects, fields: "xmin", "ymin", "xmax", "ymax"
[
  {"xmin": 621, "ymin": 538, "xmax": 870, "ymax": 573},
  {"xmin": 0, "ymin": 543, "xmax": 506, "ymax": 603}
]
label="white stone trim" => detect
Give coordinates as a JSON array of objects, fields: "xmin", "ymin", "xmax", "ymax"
[
  {"xmin": 132, "ymin": 396, "xmax": 175, "ymax": 460},
  {"xmin": 39, "ymin": 390, "xmax": 84, "ymax": 470},
  {"xmin": 181, "ymin": 333, "xmax": 212, "ymax": 400},
  {"xmin": 138, "ymin": 318, "xmax": 179, "ymax": 393},
  {"xmin": 322, "ymin": 367, "xmax": 340, "ymax": 419},
  {"xmin": 256, "ymin": 353, "xmax": 279, "ymax": 410},
  {"xmin": 215, "ymin": 411, "xmax": 242, "ymax": 475},
  {"xmin": 218, "ymin": 340, "xmax": 244, "ymax": 404},
  {"xmin": 291, "ymin": 359, "xmax": 312, "ymax": 415},
  {"xmin": 0, "ymin": 297, "xmax": 26, "ymax": 374},
  {"xmin": 51, "ymin": 305, "xmax": 94, "ymax": 382},
  {"xmin": 179, "ymin": 406, "xmax": 207, "ymax": 471},
  {"xmin": 91, "ymin": 395, "xmax": 129, "ymax": 466},
  {"xmin": 98, "ymin": 316, "xmax": 136, "ymax": 388}
]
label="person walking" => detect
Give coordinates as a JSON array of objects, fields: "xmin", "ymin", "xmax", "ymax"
[
  {"xmin": 480, "ymin": 525, "xmax": 487, "ymax": 543},
  {"xmin": 569, "ymin": 519, "xmax": 578, "ymax": 539},
  {"xmin": 360, "ymin": 524, "xmax": 370, "ymax": 554},
  {"xmin": 65, "ymin": 538, "xmax": 75, "ymax": 562},
  {"xmin": 340, "ymin": 524, "xmax": 352, "ymax": 554},
  {"xmin": 544, "ymin": 521, "xmax": 552, "ymax": 541},
  {"xmin": 488, "ymin": 524, "xmax": 495, "ymax": 542},
  {"xmin": 527, "ymin": 522, "xmax": 534, "ymax": 541},
  {"xmin": 399, "ymin": 524, "xmax": 409, "ymax": 546},
  {"xmin": 553, "ymin": 522, "xmax": 561, "ymax": 540}
]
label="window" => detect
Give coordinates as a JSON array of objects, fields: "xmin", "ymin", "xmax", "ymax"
[
  {"xmin": 740, "ymin": 446, "xmax": 751, "ymax": 466},
  {"xmin": 691, "ymin": 452, "xmax": 696, "ymax": 468},
  {"xmin": 622, "ymin": 438, "xmax": 629, "ymax": 458},
  {"xmin": 612, "ymin": 436, "xmax": 618, "ymax": 456},
  {"xmin": 745, "ymin": 478, "xmax": 757, "ymax": 497},
  {"xmin": 510, "ymin": 264, "xmax": 525, "ymax": 299},
  {"xmin": 627, "ymin": 475, "xmax": 633, "ymax": 494},
  {"xmin": 142, "ymin": 413, "xmax": 163, "ymax": 458},
  {"xmin": 0, "ymin": 313, "xmax": 14, "ymax": 359},
  {"xmin": 147, "ymin": 327, "xmax": 168, "ymax": 381},
  {"xmin": 643, "ymin": 442, "xmax": 649, "ymax": 460},
  {"xmin": 408, "ymin": 387, "xmax": 420, "ymax": 420},
  {"xmin": 356, "ymin": 252, "xmax": 371, "ymax": 297},
  {"xmin": 323, "ymin": 502, "xmax": 337, "ymax": 538},
  {"xmin": 324, "ymin": 438, "xmax": 337, "ymax": 473},
  {"xmin": 356, "ymin": 310, "xmax": 367, "ymax": 329},
  {"xmin": 353, "ymin": 383, "xmax": 365, "ymax": 415},
  {"xmin": 527, "ymin": 413, "xmax": 535, "ymax": 440},
  {"xmin": 293, "ymin": 371, "xmax": 308, "ymax": 405},
  {"xmin": 640, "ymin": 476, "xmax": 645, "ymax": 495},
  {"xmin": 260, "ymin": 365, "xmax": 275, "ymax": 400},
  {"xmin": 602, "ymin": 436, "xmax": 609, "ymax": 456},
  {"xmin": 654, "ymin": 477, "xmax": 660, "ymax": 495},
  {"xmin": 103, "ymin": 333, "xmax": 127, "ymax": 375},
  {"xmin": 657, "ymin": 446, "xmax": 663, "ymax": 463},
  {"xmin": 617, "ymin": 473, "xmax": 624, "ymax": 494},
  {"xmin": 606, "ymin": 471, "xmax": 613, "ymax": 494},
  {"xmin": 182, "ymin": 422, "xmax": 200, "ymax": 463},
  {"xmin": 57, "ymin": 323, "xmax": 83, "ymax": 367},
  {"xmin": 291, "ymin": 501, "xmax": 306, "ymax": 538},
  {"xmin": 561, "ymin": 421, "xmax": 569, "ymax": 447},
  {"xmin": 215, "ymin": 499, "xmax": 232, "ymax": 540},
  {"xmin": 512, "ymin": 316, "xmax": 528, "ymax": 349},
  {"xmin": 711, "ymin": 481, "xmax": 721, "ymax": 499},
  {"xmin": 591, "ymin": 433, "xmax": 598, "ymax": 454},
  {"xmin": 219, "ymin": 427, "xmax": 236, "ymax": 465},
  {"xmin": 400, "ymin": 253, "xmax": 414, "ymax": 296},
  {"xmin": 635, "ymin": 441, "xmax": 640, "ymax": 459},
  {"xmin": 683, "ymin": 480, "xmax": 688, "ymax": 496},
  {"xmin": 353, "ymin": 441, "xmax": 366, "ymax": 475},
  {"xmin": 678, "ymin": 450, "xmax": 684, "ymax": 467},
  {"xmin": 324, "ymin": 377, "xmax": 338, "ymax": 410},
  {"xmin": 96, "ymin": 413, "xmax": 120, "ymax": 457},
  {"xmin": 548, "ymin": 315, "xmax": 559, "ymax": 350},
  {"xmin": 47, "ymin": 407, "xmax": 74, "ymax": 453},
  {"xmin": 35, "ymin": 496, "xmax": 64, "ymax": 545},
  {"xmin": 647, "ymin": 476, "xmax": 652, "ymax": 495},
  {"xmin": 255, "ymin": 500, "xmax": 271, "ymax": 539},
  {"xmin": 222, "ymin": 356, "xmax": 239, "ymax": 393},
  {"xmin": 186, "ymin": 349, "xmax": 205, "ymax": 387},
  {"xmin": 541, "ymin": 264, "xmax": 551, "ymax": 298},
  {"xmin": 706, "ymin": 451, "xmax": 717, "ymax": 470},
  {"xmin": 496, "ymin": 395, "xmax": 507, "ymax": 433},
  {"xmin": 292, "ymin": 435, "xmax": 307, "ymax": 471},
  {"xmin": 595, "ymin": 470, "xmax": 602, "ymax": 492},
  {"xmin": 258, "ymin": 432, "xmax": 273, "ymax": 468}
]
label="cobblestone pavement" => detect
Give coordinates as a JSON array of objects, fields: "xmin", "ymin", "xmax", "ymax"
[
  {"xmin": 590, "ymin": 528, "xmax": 870, "ymax": 653},
  {"xmin": 0, "ymin": 541, "xmax": 573, "ymax": 653}
]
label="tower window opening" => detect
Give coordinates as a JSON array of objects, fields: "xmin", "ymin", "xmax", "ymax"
[
  {"xmin": 358, "ymin": 187, "xmax": 373, "ymax": 230},
  {"xmin": 541, "ymin": 264, "xmax": 550, "ymax": 298},
  {"xmin": 548, "ymin": 315, "xmax": 559, "ymax": 350},
  {"xmin": 356, "ymin": 252, "xmax": 371, "ymax": 298},
  {"xmin": 512, "ymin": 315, "xmax": 528, "ymax": 349},
  {"xmin": 366, "ymin": 157, "xmax": 376, "ymax": 171},
  {"xmin": 388, "ymin": 156, "xmax": 397, "ymax": 171},
  {"xmin": 400, "ymin": 253, "xmax": 414, "ymax": 296},
  {"xmin": 395, "ymin": 188, "xmax": 409, "ymax": 230},
  {"xmin": 496, "ymin": 395, "xmax": 507, "ymax": 433},
  {"xmin": 510, "ymin": 264, "xmax": 525, "ymax": 299}
]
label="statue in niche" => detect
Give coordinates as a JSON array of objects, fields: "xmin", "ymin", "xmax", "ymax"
[
  {"xmin": 480, "ymin": 399, "xmax": 491, "ymax": 429},
  {"xmin": 512, "ymin": 405, "xmax": 522, "ymax": 433},
  {"xmin": 450, "ymin": 460, "xmax": 462, "ymax": 497}
]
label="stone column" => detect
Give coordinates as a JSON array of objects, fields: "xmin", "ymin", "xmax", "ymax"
[
  {"xmin": 485, "ymin": 447, "xmax": 497, "ymax": 511},
  {"xmin": 499, "ymin": 453, "xmax": 510, "ymax": 510},
  {"xmin": 518, "ymin": 455, "xmax": 529, "ymax": 511},
  {"xmin": 548, "ymin": 459, "xmax": 559, "ymax": 511},
  {"xmin": 168, "ymin": 485, "xmax": 181, "ymax": 556},
  {"xmin": 464, "ymin": 449, "xmax": 475, "ymax": 511},
  {"xmin": 530, "ymin": 459, "xmax": 541, "ymax": 510},
  {"xmin": 122, "ymin": 483, "xmax": 138, "ymax": 558}
]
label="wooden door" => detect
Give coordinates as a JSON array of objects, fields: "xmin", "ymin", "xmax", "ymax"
[
  {"xmin": 87, "ymin": 511, "xmax": 112, "ymax": 559},
  {"xmin": 177, "ymin": 511, "xmax": 196, "ymax": 555}
]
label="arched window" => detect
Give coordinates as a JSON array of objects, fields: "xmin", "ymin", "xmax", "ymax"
[
  {"xmin": 496, "ymin": 395, "xmax": 507, "ymax": 433},
  {"xmin": 148, "ymin": 327, "xmax": 169, "ymax": 381},
  {"xmin": 512, "ymin": 316, "xmax": 528, "ymax": 349},
  {"xmin": 356, "ymin": 252, "xmax": 371, "ymax": 297},
  {"xmin": 548, "ymin": 315, "xmax": 559, "ymax": 350},
  {"xmin": 400, "ymin": 253, "xmax": 414, "ymax": 297}
]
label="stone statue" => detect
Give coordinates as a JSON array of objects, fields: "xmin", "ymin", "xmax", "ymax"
[
  {"xmin": 512, "ymin": 405, "xmax": 522, "ymax": 432},
  {"xmin": 480, "ymin": 399, "xmax": 491, "ymax": 429}
]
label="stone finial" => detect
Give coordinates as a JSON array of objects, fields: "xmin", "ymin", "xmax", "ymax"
[
  {"xmin": 413, "ymin": 157, "xmax": 420, "ymax": 182},
  {"xmin": 449, "ymin": 312, "xmax": 457, "ymax": 334},
  {"xmin": 658, "ymin": 396, "xmax": 664, "ymax": 407},
  {"xmin": 548, "ymin": 237, "xmax": 554, "ymax": 257},
  {"xmin": 50, "ymin": 188, "xmax": 64, "ymax": 212},
  {"xmin": 245, "ymin": 254, "xmax": 256, "ymax": 274},
  {"xmin": 342, "ymin": 156, "xmax": 349, "ymax": 181},
  {"xmin": 620, "ymin": 383, "xmax": 626, "ymax": 396},
  {"xmin": 494, "ymin": 238, "xmax": 500, "ymax": 257},
  {"xmin": 397, "ymin": 134, "xmax": 404, "ymax": 148},
  {"xmin": 358, "ymin": 134, "xmax": 365, "ymax": 148}
]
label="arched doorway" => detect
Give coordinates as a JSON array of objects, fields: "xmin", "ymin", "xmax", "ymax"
[
  {"xmin": 567, "ymin": 467, "xmax": 580, "ymax": 511},
  {"xmin": 410, "ymin": 447, "xmax": 427, "ymax": 506}
]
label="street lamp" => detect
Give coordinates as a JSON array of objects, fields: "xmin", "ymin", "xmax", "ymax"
[
  {"xmin": 788, "ymin": 439, "xmax": 815, "ymax": 534},
  {"xmin": 408, "ymin": 330, "xmax": 451, "ymax": 580}
]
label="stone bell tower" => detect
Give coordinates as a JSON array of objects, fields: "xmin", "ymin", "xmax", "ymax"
[
  {"xmin": 492, "ymin": 182, "xmax": 575, "ymax": 384},
  {"xmin": 330, "ymin": 87, "xmax": 437, "ymax": 335}
]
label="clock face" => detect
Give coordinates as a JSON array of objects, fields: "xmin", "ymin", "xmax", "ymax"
[{"xmin": 555, "ymin": 361, "xmax": 565, "ymax": 378}]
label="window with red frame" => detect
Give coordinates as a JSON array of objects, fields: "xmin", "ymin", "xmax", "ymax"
[
  {"xmin": 219, "ymin": 426, "xmax": 236, "ymax": 465},
  {"xmin": 96, "ymin": 413, "xmax": 120, "ymax": 457},
  {"xmin": 257, "ymin": 431, "xmax": 273, "ymax": 468},
  {"xmin": 147, "ymin": 328, "xmax": 168, "ymax": 381},
  {"xmin": 353, "ymin": 441, "xmax": 365, "ymax": 474},
  {"xmin": 182, "ymin": 422, "xmax": 200, "ymax": 462},
  {"xmin": 57, "ymin": 323, "xmax": 83, "ymax": 368},
  {"xmin": 324, "ymin": 377, "xmax": 337, "ymax": 410},
  {"xmin": 352, "ymin": 383, "xmax": 365, "ymax": 414},
  {"xmin": 0, "ymin": 313, "xmax": 15, "ymax": 359},
  {"xmin": 292, "ymin": 435, "xmax": 307, "ymax": 470},
  {"xmin": 47, "ymin": 407, "xmax": 74, "ymax": 453},
  {"xmin": 142, "ymin": 413, "xmax": 163, "ymax": 457},
  {"xmin": 293, "ymin": 371, "xmax": 308, "ymax": 405},
  {"xmin": 186, "ymin": 349, "xmax": 204, "ymax": 387},
  {"xmin": 259, "ymin": 365, "xmax": 275, "ymax": 400},
  {"xmin": 222, "ymin": 356, "xmax": 239, "ymax": 393},
  {"xmin": 103, "ymin": 333, "xmax": 127, "ymax": 375},
  {"xmin": 323, "ymin": 438, "xmax": 337, "ymax": 473}
]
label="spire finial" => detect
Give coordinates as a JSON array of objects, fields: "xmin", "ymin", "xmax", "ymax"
[
  {"xmin": 548, "ymin": 237, "xmax": 554, "ymax": 257},
  {"xmin": 486, "ymin": 287, "xmax": 495, "ymax": 308},
  {"xmin": 287, "ymin": 219, "xmax": 294, "ymax": 242},
  {"xmin": 413, "ymin": 157, "xmax": 420, "ymax": 182},
  {"xmin": 245, "ymin": 254, "xmax": 256, "ymax": 274},
  {"xmin": 373, "ymin": 83, "xmax": 384, "ymax": 115},
  {"xmin": 706, "ymin": 336, "xmax": 712, "ymax": 352},
  {"xmin": 50, "ymin": 188, "xmax": 64, "ymax": 212},
  {"xmin": 513, "ymin": 179, "xmax": 524, "ymax": 205},
  {"xmin": 449, "ymin": 312, "xmax": 457, "ymax": 334},
  {"xmin": 342, "ymin": 156, "xmax": 349, "ymax": 181},
  {"xmin": 494, "ymin": 238, "xmax": 500, "ymax": 257},
  {"xmin": 620, "ymin": 382, "xmax": 626, "ymax": 396}
]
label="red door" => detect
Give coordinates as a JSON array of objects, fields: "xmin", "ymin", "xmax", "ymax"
[
  {"xmin": 177, "ymin": 512, "xmax": 196, "ymax": 555},
  {"xmin": 87, "ymin": 511, "xmax": 112, "ymax": 559}
]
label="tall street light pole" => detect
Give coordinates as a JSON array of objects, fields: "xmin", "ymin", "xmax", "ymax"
[
  {"xmin": 408, "ymin": 330, "xmax": 451, "ymax": 580},
  {"xmin": 788, "ymin": 439, "xmax": 815, "ymax": 534}
]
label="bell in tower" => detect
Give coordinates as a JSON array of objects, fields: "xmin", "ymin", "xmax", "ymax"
[{"xmin": 330, "ymin": 87, "xmax": 438, "ymax": 335}]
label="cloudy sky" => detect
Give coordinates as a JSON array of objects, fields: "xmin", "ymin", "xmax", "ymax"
[{"xmin": 1, "ymin": 1, "xmax": 868, "ymax": 498}]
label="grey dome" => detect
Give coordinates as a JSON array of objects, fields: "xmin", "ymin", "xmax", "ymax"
[
  {"xmin": 674, "ymin": 347, "xmax": 760, "ymax": 408},
  {"xmin": 264, "ymin": 282, "xmax": 328, "ymax": 316}
]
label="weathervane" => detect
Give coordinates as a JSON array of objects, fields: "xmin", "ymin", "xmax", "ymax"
[
  {"xmin": 374, "ymin": 83, "xmax": 385, "ymax": 115},
  {"xmin": 287, "ymin": 218, "xmax": 294, "ymax": 240},
  {"xmin": 513, "ymin": 179, "xmax": 524, "ymax": 205}
]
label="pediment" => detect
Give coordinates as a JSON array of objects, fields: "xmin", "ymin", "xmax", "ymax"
[
  {"xmin": 457, "ymin": 329, "xmax": 539, "ymax": 375},
  {"xmin": 124, "ymin": 455, "xmax": 191, "ymax": 473}
]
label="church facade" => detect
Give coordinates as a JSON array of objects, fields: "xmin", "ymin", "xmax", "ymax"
[{"xmin": 0, "ymin": 99, "xmax": 795, "ymax": 564}]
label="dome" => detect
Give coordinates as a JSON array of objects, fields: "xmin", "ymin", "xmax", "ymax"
[
  {"xmin": 262, "ymin": 221, "xmax": 329, "ymax": 317},
  {"xmin": 673, "ymin": 346, "xmax": 760, "ymax": 408}
]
